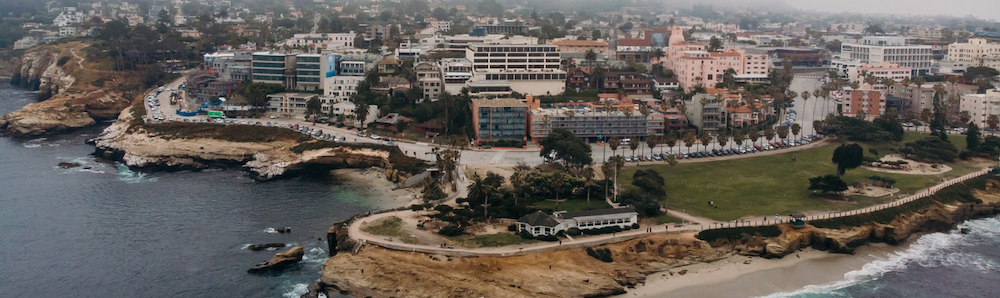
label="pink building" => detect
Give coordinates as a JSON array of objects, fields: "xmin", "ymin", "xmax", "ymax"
[{"xmin": 665, "ymin": 27, "xmax": 771, "ymax": 91}]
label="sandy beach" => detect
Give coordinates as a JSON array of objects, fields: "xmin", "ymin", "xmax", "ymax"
[
  {"xmin": 618, "ymin": 244, "xmax": 902, "ymax": 298},
  {"xmin": 331, "ymin": 168, "xmax": 421, "ymax": 209}
]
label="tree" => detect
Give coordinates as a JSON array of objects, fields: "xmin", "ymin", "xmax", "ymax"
[
  {"xmin": 683, "ymin": 132, "xmax": 696, "ymax": 153},
  {"xmin": 306, "ymin": 96, "xmax": 322, "ymax": 116},
  {"xmin": 550, "ymin": 172, "xmax": 566, "ymax": 210},
  {"xmin": 776, "ymin": 125, "xmax": 789, "ymax": 141},
  {"xmin": 584, "ymin": 49, "xmax": 597, "ymax": 66},
  {"xmin": 539, "ymin": 128, "xmax": 593, "ymax": 170},
  {"xmin": 509, "ymin": 163, "xmax": 531, "ymax": 206},
  {"xmin": 708, "ymin": 36, "xmax": 723, "ymax": 52},
  {"xmin": 808, "ymin": 175, "xmax": 849, "ymax": 195},
  {"xmin": 582, "ymin": 166, "xmax": 596, "ymax": 207},
  {"xmin": 421, "ymin": 178, "xmax": 446, "ymax": 202},
  {"xmin": 988, "ymin": 115, "xmax": 1000, "ymax": 132},
  {"xmin": 791, "ymin": 123, "xmax": 802, "ymax": 140},
  {"xmin": 699, "ymin": 132, "xmax": 711, "ymax": 152},
  {"xmin": 609, "ymin": 136, "xmax": 621, "ymax": 158},
  {"xmin": 832, "ymin": 143, "xmax": 864, "ymax": 176},
  {"xmin": 967, "ymin": 122, "xmax": 982, "ymax": 151},
  {"xmin": 963, "ymin": 66, "xmax": 999, "ymax": 93},
  {"xmin": 592, "ymin": 29, "xmax": 602, "ymax": 40},
  {"xmin": 629, "ymin": 140, "xmax": 640, "ymax": 160},
  {"xmin": 353, "ymin": 100, "xmax": 370, "ymax": 128}
]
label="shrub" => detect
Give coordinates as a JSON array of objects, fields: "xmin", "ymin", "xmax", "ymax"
[
  {"xmin": 586, "ymin": 247, "xmax": 613, "ymax": 262},
  {"xmin": 507, "ymin": 224, "xmax": 517, "ymax": 232},
  {"xmin": 519, "ymin": 230, "xmax": 534, "ymax": 240},
  {"xmin": 581, "ymin": 226, "xmax": 623, "ymax": 235},
  {"xmin": 695, "ymin": 226, "xmax": 782, "ymax": 243},
  {"xmin": 630, "ymin": 223, "xmax": 640, "ymax": 229},
  {"xmin": 437, "ymin": 224, "xmax": 465, "ymax": 236},
  {"xmin": 567, "ymin": 228, "xmax": 581, "ymax": 236},
  {"xmin": 537, "ymin": 235, "xmax": 559, "ymax": 242},
  {"xmin": 409, "ymin": 204, "xmax": 425, "ymax": 211},
  {"xmin": 57, "ymin": 56, "xmax": 71, "ymax": 66},
  {"xmin": 336, "ymin": 238, "xmax": 357, "ymax": 252}
]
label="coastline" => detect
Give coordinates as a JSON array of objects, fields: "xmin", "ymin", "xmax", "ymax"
[
  {"xmin": 331, "ymin": 168, "xmax": 420, "ymax": 210},
  {"xmin": 619, "ymin": 244, "xmax": 903, "ymax": 298}
]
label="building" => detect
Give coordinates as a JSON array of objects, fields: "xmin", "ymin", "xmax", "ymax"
[
  {"xmin": 324, "ymin": 75, "xmax": 365, "ymax": 104},
  {"xmin": 474, "ymin": 19, "xmax": 527, "ymax": 35},
  {"xmin": 841, "ymin": 88, "xmax": 886, "ymax": 120},
  {"xmin": 551, "ymin": 39, "xmax": 609, "ymax": 56},
  {"xmin": 373, "ymin": 113, "xmax": 413, "ymax": 132},
  {"xmin": 251, "ymin": 52, "xmax": 296, "ymax": 88},
  {"xmin": 773, "ymin": 48, "xmax": 825, "ymax": 68},
  {"xmin": 466, "ymin": 41, "xmax": 567, "ymax": 95},
  {"xmin": 946, "ymin": 38, "xmax": 1000, "ymax": 69},
  {"xmin": 204, "ymin": 52, "xmax": 252, "ymax": 82},
  {"xmin": 339, "ymin": 53, "xmax": 380, "ymax": 75},
  {"xmin": 527, "ymin": 97, "xmax": 665, "ymax": 142},
  {"xmin": 186, "ymin": 69, "xmax": 241, "ymax": 102},
  {"xmin": 892, "ymin": 83, "xmax": 977, "ymax": 114},
  {"xmin": 566, "ymin": 67, "xmax": 596, "ymax": 91},
  {"xmin": 849, "ymin": 62, "xmax": 912, "ymax": 84},
  {"xmin": 684, "ymin": 93, "xmax": 723, "ymax": 131},
  {"xmin": 441, "ymin": 58, "xmax": 474, "ymax": 94},
  {"xmin": 666, "ymin": 27, "xmax": 770, "ymax": 91},
  {"xmin": 652, "ymin": 77, "xmax": 680, "ymax": 91},
  {"xmin": 960, "ymin": 90, "xmax": 1000, "ymax": 129},
  {"xmin": 516, "ymin": 207, "xmax": 638, "ymax": 237},
  {"xmin": 280, "ymin": 33, "xmax": 356, "ymax": 51},
  {"xmin": 295, "ymin": 53, "xmax": 337, "ymax": 91},
  {"xmin": 13, "ymin": 37, "xmax": 38, "ymax": 50},
  {"xmin": 415, "ymin": 62, "xmax": 443, "ymax": 101},
  {"xmin": 471, "ymin": 98, "xmax": 528, "ymax": 141},
  {"xmin": 267, "ymin": 93, "xmax": 314, "ymax": 119},
  {"xmin": 662, "ymin": 107, "xmax": 690, "ymax": 132},
  {"xmin": 841, "ymin": 36, "xmax": 933, "ymax": 76}
]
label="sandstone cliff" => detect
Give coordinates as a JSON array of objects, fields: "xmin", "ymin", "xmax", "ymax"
[
  {"xmin": 318, "ymin": 179, "xmax": 1000, "ymax": 298},
  {"xmin": 92, "ymin": 106, "xmax": 425, "ymax": 181},
  {"xmin": 1, "ymin": 42, "xmax": 131, "ymax": 137}
]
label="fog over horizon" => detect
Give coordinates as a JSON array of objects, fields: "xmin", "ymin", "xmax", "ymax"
[{"xmin": 783, "ymin": 0, "xmax": 1000, "ymax": 21}]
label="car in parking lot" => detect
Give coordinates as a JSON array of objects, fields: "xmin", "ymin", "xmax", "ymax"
[{"xmin": 370, "ymin": 134, "xmax": 381, "ymax": 140}]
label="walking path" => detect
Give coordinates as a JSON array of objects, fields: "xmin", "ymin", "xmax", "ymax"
[{"xmin": 347, "ymin": 167, "xmax": 994, "ymax": 257}]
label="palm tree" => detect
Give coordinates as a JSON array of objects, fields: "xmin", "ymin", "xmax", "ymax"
[
  {"xmin": 608, "ymin": 155, "xmax": 625, "ymax": 202},
  {"xmin": 467, "ymin": 173, "xmax": 491, "ymax": 219},
  {"xmin": 629, "ymin": 141, "xmax": 639, "ymax": 162},
  {"xmin": 748, "ymin": 128, "xmax": 760, "ymax": 146},
  {"xmin": 645, "ymin": 134, "xmax": 659, "ymax": 158},
  {"xmin": 582, "ymin": 166, "xmax": 595, "ymax": 207},
  {"xmin": 440, "ymin": 91, "xmax": 454, "ymax": 134},
  {"xmin": 764, "ymin": 128, "xmax": 776, "ymax": 145},
  {"xmin": 550, "ymin": 173, "xmax": 565, "ymax": 211},
  {"xmin": 920, "ymin": 109, "xmax": 932, "ymax": 132},
  {"xmin": 800, "ymin": 91, "xmax": 811, "ymax": 139},
  {"xmin": 609, "ymin": 136, "xmax": 621, "ymax": 159},
  {"xmin": 733, "ymin": 129, "xmax": 746, "ymax": 149},
  {"xmin": 664, "ymin": 132, "xmax": 678, "ymax": 154},
  {"xmin": 699, "ymin": 131, "xmax": 711, "ymax": 152},
  {"xmin": 584, "ymin": 49, "xmax": 597, "ymax": 66},
  {"xmin": 791, "ymin": 123, "xmax": 801, "ymax": 141},
  {"xmin": 683, "ymin": 132, "xmax": 696, "ymax": 153},
  {"xmin": 510, "ymin": 163, "xmax": 531, "ymax": 206},
  {"xmin": 776, "ymin": 125, "xmax": 789, "ymax": 142},
  {"xmin": 717, "ymin": 130, "xmax": 728, "ymax": 149}
]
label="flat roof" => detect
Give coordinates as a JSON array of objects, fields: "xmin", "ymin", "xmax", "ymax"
[
  {"xmin": 558, "ymin": 206, "xmax": 637, "ymax": 219},
  {"xmin": 471, "ymin": 98, "xmax": 525, "ymax": 107}
]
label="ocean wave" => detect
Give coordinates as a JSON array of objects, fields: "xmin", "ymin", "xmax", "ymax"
[
  {"xmin": 282, "ymin": 283, "xmax": 309, "ymax": 298},
  {"xmin": 116, "ymin": 163, "xmax": 157, "ymax": 183},
  {"xmin": 759, "ymin": 216, "xmax": 1000, "ymax": 298}
]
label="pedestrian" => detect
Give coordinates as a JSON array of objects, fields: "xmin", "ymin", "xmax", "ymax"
[
  {"xmin": 549, "ymin": 263, "xmax": 552, "ymax": 269},
  {"xmin": 558, "ymin": 240, "xmax": 562, "ymax": 245}
]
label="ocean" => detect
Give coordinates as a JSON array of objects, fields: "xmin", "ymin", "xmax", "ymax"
[
  {"xmin": 764, "ymin": 216, "xmax": 1000, "ymax": 298},
  {"xmin": 0, "ymin": 83, "xmax": 383, "ymax": 297}
]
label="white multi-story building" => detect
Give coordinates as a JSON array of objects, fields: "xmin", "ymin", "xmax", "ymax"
[
  {"xmin": 251, "ymin": 52, "xmax": 296, "ymax": 87},
  {"xmin": 961, "ymin": 90, "xmax": 1000, "ymax": 129},
  {"xmin": 53, "ymin": 10, "xmax": 84, "ymax": 27},
  {"xmin": 295, "ymin": 53, "xmax": 337, "ymax": 91},
  {"xmin": 324, "ymin": 75, "xmax": 365, "ymax": 104},
  {"xmin": 946, "ymin": 38, "xmax": 1000, "ymax": 69},
  {"xmin": 279, "ymin": 33, "xmax": 356, "ymax": 51},
  {"xmin": 841, "ymin": 36, "xmax": 933, "ymax": 76},
  {"xmin": 466, "ymin": 40, "xmax": 566, "ymax": 96}
]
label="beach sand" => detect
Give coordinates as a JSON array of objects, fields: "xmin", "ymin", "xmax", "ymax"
[
  {"xmin": 618, "ymin": 244, "xmax": 902, "ymax": 298},
  {"xmin": 331, "ymin": 168, "xmax": 421, "ymax": 209}
]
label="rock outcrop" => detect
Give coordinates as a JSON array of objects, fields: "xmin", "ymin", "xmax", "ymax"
[
  {"xmin": 92, "ymin": 106, "xmax": 424, "ymax": 181},
  {"xmin": 2, "ymin": 42, "xmax": 131, "ymax": 136},
  {"xmin": 248, "ymin": 246, "xmax": 304, "ymax": 273}
]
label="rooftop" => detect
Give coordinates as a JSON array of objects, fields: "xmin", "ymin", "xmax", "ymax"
[
  {"xmin": 556, "ymin": 206, "xmax": 637, "ymax": 219},
  {"xmin": 471, "ymin": 98, "xmax": 525, "ymax": 107}
]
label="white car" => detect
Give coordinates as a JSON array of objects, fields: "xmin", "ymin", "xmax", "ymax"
[{"xmin": 370, "ymin": 134, "xmax": 381, "ymax": 140}]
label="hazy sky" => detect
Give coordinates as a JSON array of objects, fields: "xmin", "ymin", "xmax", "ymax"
[{"xmin": 787, "ymin": 0, "xmax": 1000, "ymax": 21}]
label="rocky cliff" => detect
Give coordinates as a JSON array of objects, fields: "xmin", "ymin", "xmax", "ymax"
[
  {"xmin": 1, "ymin": 42, "xmax": 131, "ymax": 137},
  {"xmin": 92, "ymin": 107, "xmax": 425, "ymax": 181},
  {"xmin": 317, "ymin": 179, "xmax": 1000, "ymax": 298}
]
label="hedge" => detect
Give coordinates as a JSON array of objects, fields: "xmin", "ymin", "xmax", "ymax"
[{"xmin": 581, "ymin": 226, "xmax": 623, "ymax": 235}]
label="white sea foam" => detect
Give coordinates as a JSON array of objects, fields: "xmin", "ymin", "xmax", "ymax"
[
  {"xmin": 264, "ymin": 227, "xmax": 278, "ymax": 234},
  {"xmin": 116, "ymin": 163, "xmax": 157, "ymax": 183},
  {"xmin": 758, "ymin": 216, "xmax": 1000, "ymax": 298},
  {"xmin": 282, "ymin": 283, "xmax": 309, "ymax": 298}
]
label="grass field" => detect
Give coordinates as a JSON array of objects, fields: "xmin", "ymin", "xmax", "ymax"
[
  {"xmin": 360, "ymin": 216, "xmax": 419, "ymax": 244},
  {"xmin": 618, "ymin": 132, "xmax": 988, "ymax": 221},
  {"xmin": 447, "ymin": 233, "xmax": 537, "ymax": 248},
  {"xmin": 529, "ymin": 199, "xmax": 612, "ymax": 212}
]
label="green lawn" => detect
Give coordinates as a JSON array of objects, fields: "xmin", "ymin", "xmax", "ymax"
[
  {"xmin": 360, "ymin": 216, "xmax": 419, "ymax": 244},
  {"xmin": 529, "ymin": 199, "xmax": 612, "ymax": 212},
  {"xmin": 447, "ymin": 232, "xmax": 538, "ymax": 248},
  {"xmin": 651, "ymin": 213, "xmax": 684, "ymax": 224},
  {"xmin": 618, "ymin": 132, "xmax": 986, "ymax": 221}
]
